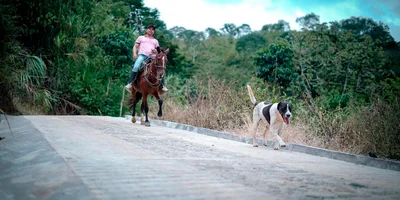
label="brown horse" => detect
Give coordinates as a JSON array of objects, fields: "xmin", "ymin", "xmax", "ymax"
[{"xmin": 129, "ymin": 47, "xmax": 169, "ymax": 126}]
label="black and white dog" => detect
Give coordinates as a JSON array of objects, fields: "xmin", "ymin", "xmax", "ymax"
[{"xmin": 246, "ymin": 85, "xmax": 292, "ymax": 150}]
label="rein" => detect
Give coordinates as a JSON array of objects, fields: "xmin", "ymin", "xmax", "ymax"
[{"xmin": 143, "ymin": 59, "xmax": 165, "ymax": 88}]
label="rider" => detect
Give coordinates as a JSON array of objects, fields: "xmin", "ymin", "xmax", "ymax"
[{"xmin": 125, "ymin": 25, "xmax": 168, "ymax": 93}]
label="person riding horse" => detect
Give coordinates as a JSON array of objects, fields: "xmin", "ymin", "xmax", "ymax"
[
  {"xmin": 125, "ymin": 25, "xmax": 168, "ymax": 93},
  {"xmin": 129, "ymin": 47, "xmax": 169, "ymax": 126}
]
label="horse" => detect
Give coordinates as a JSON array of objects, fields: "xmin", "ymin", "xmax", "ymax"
[{"xmin": 129, "ymin": 47, "xmax": 169, "ymax": 126}]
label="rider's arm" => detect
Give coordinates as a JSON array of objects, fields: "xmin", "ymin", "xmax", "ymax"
[
  {"xmin": 133, "ymin": 43, "xmax": 140, "ymax": 59},
  {"xmin": 151, "ymin": 40, "xmax": 160, "ymax": 54}
]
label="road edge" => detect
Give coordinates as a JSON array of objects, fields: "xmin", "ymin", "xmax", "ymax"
[{"xmin": 125, "ymin": 116, "xmax": 400, "ymax": 172}]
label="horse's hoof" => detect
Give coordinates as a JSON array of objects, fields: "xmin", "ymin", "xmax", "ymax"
[
  {"xmin": 158, "ymin": 112, "xmax": 162, "ymax": 117},
  {"xmin": 145, "ymin": 122, "xmax": 150, "ymax": 126},
  {"xmin": 140, "ymin": 121, "xmax": 145, "ymax": 125},
  {"xmin": 131, "ymin": 117, "xmax": 136, "ymax": 123}
]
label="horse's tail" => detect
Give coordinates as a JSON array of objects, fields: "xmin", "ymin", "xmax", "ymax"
[{"xmin": 246, "ymin": 85, "xmax": 257, "ymax": 106}]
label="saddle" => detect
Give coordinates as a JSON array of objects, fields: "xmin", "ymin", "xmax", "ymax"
[
  {"xmin": 139, "ymin": 57, "xmax": 153, "ymax": 72},
  {"xmin": 134, "ymin": 57, "xmax": 153, "ymax": 83}
]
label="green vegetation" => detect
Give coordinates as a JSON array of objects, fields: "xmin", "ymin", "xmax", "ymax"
[{"xmin": 1, "ymin": 1, "xmax": 399, "ymax": 159}]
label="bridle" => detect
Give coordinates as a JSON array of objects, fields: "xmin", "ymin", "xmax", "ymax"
[{"xmin": 144, "ymin": 53, "xmax": 166, "ymax": 88}]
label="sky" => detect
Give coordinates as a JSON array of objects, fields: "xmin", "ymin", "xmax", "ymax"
[{"xmin": 143, "ymin": 0, "xmax": 400, "ymax": 41}]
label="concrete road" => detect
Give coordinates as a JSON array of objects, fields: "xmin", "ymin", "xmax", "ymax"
[{"xmin": 1, "ymin": 115, "xmax": 399, "ymax": 200}]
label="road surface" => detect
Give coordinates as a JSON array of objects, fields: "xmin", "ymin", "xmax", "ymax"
[{"xmin": 0, "ymin": 115, "xmax": 399, "ymax": 199}]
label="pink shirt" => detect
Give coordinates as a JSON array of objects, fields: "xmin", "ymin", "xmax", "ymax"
[{"xmin": 136, "ymin": 36, "xmax": 159, "ymax": 57}]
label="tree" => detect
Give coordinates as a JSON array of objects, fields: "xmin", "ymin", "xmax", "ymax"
[
  {"xmin": 338, "ymin": 17, "xmax": 395, "ymax": 45},
  {"xmin": 236, "ymin": 24, "xmax": 252, "ymax": 36},
  {"xmin": 296, "ymin": 12, "xmax": 320, "ymax": 30},
  {"xmin": 177, "ymin": 30, "xmax": 205, "ymax": 63},
  {"xmin": 262, "ymin": 20, "xmax": 290, "ymax": 32},
  {"xmin": 125, "ymin": 0, "xmax": 166, "ymax": 33},
  {"xmin": 254, "ymin": 40, "xmax": 297, "ymax": 89},
  {"xmin": 169, "ymin": 26, "xmax": 187, "ymax": 38},
  {"xmin": 220, "ymin": 23, "xmax": 238, "ymax": 37},
  {"xmin": 236, "ymin": 33, "xmax": 266, "ymax": 54},
  {"xmin": 205, "ymin": 27, "xmax": 221, "ymax": 38},
  {"xmin": 98, "ymin": 30, "xmax": 134, "ymax": 78},
  {"xmin": 286, "ymin": 22, "xmax": 394, "ymax": 109}
]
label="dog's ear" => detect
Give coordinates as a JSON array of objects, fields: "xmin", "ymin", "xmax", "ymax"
[{"xmin": 277, "ymin": 102, "xmax": 282, "ymax": 110}]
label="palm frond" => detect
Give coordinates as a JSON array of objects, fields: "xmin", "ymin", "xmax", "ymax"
[{"xmin": 26, "ymin": 55, "xmax": 46, "ymax": 78}]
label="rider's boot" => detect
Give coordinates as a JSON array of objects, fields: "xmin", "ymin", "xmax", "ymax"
[
  {"xmin": 159, "ymin": 78, "xmax": 168, "ymax": 93},
  {"xmin": 125, "ymin": 71, "xmax": 137, "ymax": 92}
]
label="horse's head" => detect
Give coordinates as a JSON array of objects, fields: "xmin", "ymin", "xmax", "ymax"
[{"xmin": 153, "ymin": 47, "xmax": 169, "ymax": 78}]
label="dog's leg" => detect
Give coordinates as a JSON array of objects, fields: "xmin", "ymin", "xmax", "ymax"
[
  {"xmin": 263, "ymin": 126, "xmax": 269, "ymax": 146},
  {"xmin": 277, "ymin": 126, "xmax": 286, "ymax": 147},
  {"xmin": 252, "ymin": 120, "xmax": 260, "ymax": 147},
  {"xmin": 270, "ymin": 126, "xmax": 285, "ymax": 150}
]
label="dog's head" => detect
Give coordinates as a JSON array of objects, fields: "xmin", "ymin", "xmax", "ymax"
[{"xmin": 277, "ymin": 102, "xmax": 292, "ymax": 125}]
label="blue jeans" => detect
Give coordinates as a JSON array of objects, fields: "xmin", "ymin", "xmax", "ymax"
[{"xmin": 132, "ymin": 54, "xmax": 148, "ymax": 72}]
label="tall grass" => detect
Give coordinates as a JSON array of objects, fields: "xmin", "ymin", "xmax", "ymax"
[
  {"xmin": 158, "ymin": 78, "xmax": 400, "ymax": 160},
  {"xmin": 339, "ymin": 99, "xmax": 400, "ymax": 159},
  {"xmin": 161, "ymin": 78, "xmax": 250, "ymax": 131}
]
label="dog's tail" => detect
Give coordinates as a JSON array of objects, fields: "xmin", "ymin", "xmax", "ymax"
[{"xmin": 246, "ymin": 85, "xmax": 257, "ymax": 106}]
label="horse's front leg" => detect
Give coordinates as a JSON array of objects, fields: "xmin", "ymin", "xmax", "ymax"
[
  {"xmin": 140, "ymin": 112, "xmax": 145, "ymax": 125},
  {"xmin": 157, "ymin": 99, "xmax": 163, "ymax": 117},
  {"xmin": 153, "ymin": 93, "xmax": 163, "ymax": 117},
  {"xmin": 140, "ymin": 104, "xmax": 146, "ymax": 125},
  {"xmin": 141, "ymin": 95, "xmax": 150, "ymax": 126}
]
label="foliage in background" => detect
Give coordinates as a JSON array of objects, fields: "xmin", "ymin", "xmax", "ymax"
[
  {"xmin": 0, "ymin": 0, "xmax": 189, "ymax": 116},
  {"xmin": 254, "ymin": 40, "xmax": 297, "ymax": 91}
]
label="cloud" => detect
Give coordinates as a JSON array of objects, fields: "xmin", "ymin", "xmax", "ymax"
[
  {"xmin": 203, "ymin": 0, "xmax": 243, "ymax": 5},
  {"xmin": 144, "ymin": 0, "xmax": 300, "ymax": 31},
  {"xmin": 366, "ymin": 0, "xmax": 400, "ymax": 16},
  {"xmin": 390, "ymin": 26, "xmax": 400, "ymax": 41},
  {"xmin": 143, "ymin": 0, "xmax": 400, "ymax": 41}
]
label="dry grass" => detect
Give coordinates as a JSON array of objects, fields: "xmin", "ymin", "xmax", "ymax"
[
  {"xmin": 160, "ymin": 79, "xmax": 250, "ymax": 131},
  {"xmin": 158, "ymin": 79, "xmax": 323, "ymax": 147},
  {"xmin": 336, "ymin": 99, "xmax": 400, "ymax": 159},
  {"xmin": 149, "ymin": 79, "xmax": 400, "ymax": 160},
  {"xmin": 12, "ymin": 97, "xmax": 47, "ymax": 115}
]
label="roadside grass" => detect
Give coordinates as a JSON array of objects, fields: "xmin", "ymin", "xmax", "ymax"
[{"xmin": 154, "ymin": 79, "xmax": 400, "ymax": 160}]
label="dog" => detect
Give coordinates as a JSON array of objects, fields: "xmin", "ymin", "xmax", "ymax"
[{"xmin": 246, "ymin": 85, "xmax": 292, "ymax": 150}]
